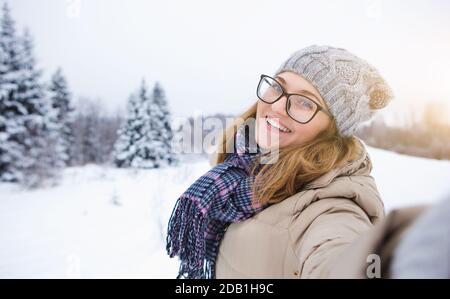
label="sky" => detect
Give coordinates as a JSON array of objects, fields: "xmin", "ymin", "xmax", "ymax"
[{"xmin": 4, "ymin": 0, "xmax": 450, "ymax": 125}]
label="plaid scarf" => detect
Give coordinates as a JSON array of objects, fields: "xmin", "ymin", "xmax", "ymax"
[{"xmin": 166, "ymin": 124, "xmax": 270, "ymax": 279}]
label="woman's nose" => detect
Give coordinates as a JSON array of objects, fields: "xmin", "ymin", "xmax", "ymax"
[{"xmin": 271, "ymin": 95, "xmax": 289, "ymax": 117}]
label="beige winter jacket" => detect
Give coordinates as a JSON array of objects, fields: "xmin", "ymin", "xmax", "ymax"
[{"xmin": 209, "ymin": 138, "xmax": 385, "ymax": 278}]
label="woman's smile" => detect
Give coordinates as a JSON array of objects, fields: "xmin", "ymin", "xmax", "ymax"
[{"xmin": 265, "ymin": 115, "xmax": 292, "ymax": 134}]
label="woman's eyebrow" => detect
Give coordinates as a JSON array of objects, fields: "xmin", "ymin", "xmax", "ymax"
[{"xmin": 275, "ymin": 75, "xmax": 322, "ymax": 103}]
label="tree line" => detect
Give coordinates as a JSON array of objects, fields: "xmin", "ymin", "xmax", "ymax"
[{"xmin": 0, "ymin": 3, "xmax": 178, "ymax": 188}]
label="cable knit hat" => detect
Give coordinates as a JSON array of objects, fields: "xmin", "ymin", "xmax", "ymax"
[{"xmin": 274, "ymin": 44, "xmax": 394, "ymax": 137}]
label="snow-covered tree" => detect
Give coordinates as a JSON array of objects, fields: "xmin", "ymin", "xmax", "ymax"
[
  {"xmin": 114, "ymin": 79, "xmax": 178, "ymax": 168},
  {"xmin": 148, "ymin": 81, "xmax": 178, "ymax": 166},
  {"xmin": 0, "ymin": 3, "xmax": 61, "ymax": 187},
  {"xmin": 0, "ymin": 2, "xmax": 25, "ymax": 182},
  {"xmin": 48, "ymin": 67, "xmax": 75, "ymax": 166},
  {"xmin": 15, "ymin": 28, "xmax": 63, "ymax": 187},
  {"xmin": 114, "ymin": 80, "xmax": 149, "ymax": 167}
]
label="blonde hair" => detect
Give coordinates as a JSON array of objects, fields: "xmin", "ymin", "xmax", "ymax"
[{"xmin": 211, "ymin": 102, "xmax": 363, "ymax": 206}]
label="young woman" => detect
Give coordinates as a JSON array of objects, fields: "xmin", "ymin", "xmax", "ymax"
[{"xmin": 167, "ymin": 44, "xmax": 394, "ymax": 279}]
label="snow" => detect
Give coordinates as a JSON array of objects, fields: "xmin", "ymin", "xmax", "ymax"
[
  {"xmin": 1, "ymin": 147, "xmax": 450, "ymax": 278},
  {"xmin": 369, "ymin": 146, "xmax": 450, "ymax": 211},
  {"xmin": 0, "ymin": 160, "xmax": 210, "ymax": 278}
]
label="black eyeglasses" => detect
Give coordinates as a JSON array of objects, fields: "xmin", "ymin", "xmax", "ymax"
[{"xmin": 256, "ymin": 74, "xmax": 333, "ymax": 124}]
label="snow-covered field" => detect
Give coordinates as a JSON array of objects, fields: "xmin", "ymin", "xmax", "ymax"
[{"xmin": 1, "ymin": 147, "xmax": 450, "ymax": 278}]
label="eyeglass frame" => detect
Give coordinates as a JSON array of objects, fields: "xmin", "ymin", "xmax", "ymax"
[{"xmin": 256, "ymin": 74, "xmax": 334, "ymax": 124}]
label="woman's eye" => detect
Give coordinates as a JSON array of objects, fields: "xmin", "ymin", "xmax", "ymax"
[
  {"xmin": 302, "ymin": 100, "xmax": 313, "ymax": 109},
  {"xmin": 293, "ymin": 98, "xmax": 314, "ymax": 110},
  {"xmin": 270, "ymin": 84, "xmax": 282, "ymax": 92}
]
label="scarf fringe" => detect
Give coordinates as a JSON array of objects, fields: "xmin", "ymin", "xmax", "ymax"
[{"xmin": 166, "ymin": 195, "xmax": 216, "ymax": 279}]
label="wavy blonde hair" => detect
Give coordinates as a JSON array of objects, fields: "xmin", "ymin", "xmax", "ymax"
[{"xmin": 210, "ymin": 102, "xmax": 363, "ymax": 207}]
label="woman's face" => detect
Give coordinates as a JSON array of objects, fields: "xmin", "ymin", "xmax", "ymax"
[{"xmin": 255, "ymin": 71, "xmax": 332, "ymax": 150}]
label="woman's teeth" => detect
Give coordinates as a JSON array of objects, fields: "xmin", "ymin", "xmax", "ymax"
[{"xmin": 266, "ymin": 117, "xmax": 291, "ymax": 133}]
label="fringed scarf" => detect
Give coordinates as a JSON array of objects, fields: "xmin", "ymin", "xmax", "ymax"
[{"xmin": 166, "ymin": 123, "xmax": 271, "ymax": 279}]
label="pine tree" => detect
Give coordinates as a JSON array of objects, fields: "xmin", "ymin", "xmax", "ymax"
[
  {"xmin": 0, "ymin": 3, "xmax": 28, "ymax": 182},
  {"xmin": 114, "ymin": 79, "xmax": 151, "ymax": 168},
  {"xmin": 48, "ymin": 67, "xmax": 74, "ymax": 166},
  {"xmin": 0, "ymin": 35, "xmax": 10, "ymax": 179},
  {"xmin": 148, "ymin": 82, "xmax": 178, "ymax": 167},
  {"xmin": 114, "ymin": 79, "xmax": 178, "ymax": 168},
  {"xmin": 0, "ymin": 3, "xmax": 61, "ymax": 186},
  {"xmin": 16, "ymin": 29, "xmax": 62, "ymax": 187}
]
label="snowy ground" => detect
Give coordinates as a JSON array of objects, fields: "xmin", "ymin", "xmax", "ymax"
[{"xmin": 1, "ymin": 147, "xmax": 450, "ymax": 278}]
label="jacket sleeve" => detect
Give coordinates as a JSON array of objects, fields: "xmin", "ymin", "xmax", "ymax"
[{"xmin": 293, "ymin": 198, "xmax": 375, "ymax": 278}]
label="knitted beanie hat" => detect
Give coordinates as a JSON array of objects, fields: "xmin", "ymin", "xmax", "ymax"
[{"xmin": 274, "ymin": 44, "xmax": 394, "ymax": 137}]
